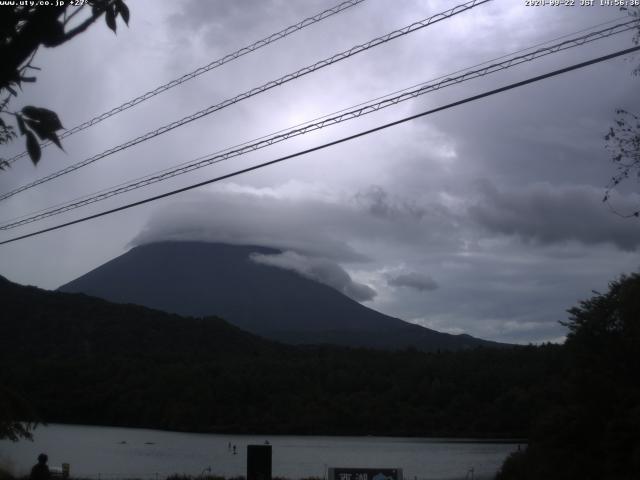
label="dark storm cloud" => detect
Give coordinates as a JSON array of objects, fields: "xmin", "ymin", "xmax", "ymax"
[
  {"xmin": 170, "ymin": 0, "xmax": 271, "ymax": 36},
  {"xmin": 468, "ymin": 181, "xmax": 640, "ymax": 251},
  {"xmin": 170, "ymin": 0, "xmax": 330, "ymax": 52},
  {"xmin": 130, "ymin": 188, "xmax": 371, "ymax": 262},
  {"xmin": 386, "ymin": 272, "xmax": 439, "ymax": 292},
  {"xmin": 131, "ymin": 183, "xmax": 466, "ymax": 259},
  {"xmin": 417, "ymin": 56, "xmax": 640, "ymax": 190},
  {"xmin": 250, "ymin": 250, "xmax": 376, "ymax": 302},
  {"xmin": 353, "ymin": 185, "xmax": 426, "ymax": 220}
]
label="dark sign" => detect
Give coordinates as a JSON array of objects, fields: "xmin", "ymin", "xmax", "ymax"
[
  {"xmin": 247, "ymin": 445, "xmax": 272, "ymax": 480},
  {"xmin": 329, "ymin": 468, "xmax": 402, "ymax": 480}
]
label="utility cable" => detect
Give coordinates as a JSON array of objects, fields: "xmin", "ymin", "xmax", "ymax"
[
  {"xmin": 1, "ymin": 45, "xmax": 638, "ymax": 246},
  {"xmin": 0, "ymin": 0, "xmax": 491, "ymax": 203},
  {"xmin": 1, "ymin": 19, "xmax": 636, "ymax": 231},
  {"xmin": 5, "ymin": 0, "xmax": 366, "ymax": 165}
]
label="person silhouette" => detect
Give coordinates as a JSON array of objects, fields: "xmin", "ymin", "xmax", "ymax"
[{"xmin": 30, "ymin": 454, "xmax": 51, "ymax": 480}]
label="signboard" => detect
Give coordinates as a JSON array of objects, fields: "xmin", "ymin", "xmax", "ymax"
[
  {"xmin": 328, "ymin": 468, "xmax": 403, "ymax": 480},
  {"xmin": 247, "ymin": 444, "xmax": 272, "ymax": 480}
]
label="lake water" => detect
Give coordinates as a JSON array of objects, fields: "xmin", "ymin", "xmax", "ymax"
[{"xmin": 0, "ymin": 424, "xmax": 520, "ymax": 480}]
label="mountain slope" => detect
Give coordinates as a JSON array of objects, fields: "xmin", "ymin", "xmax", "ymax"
[
  {"xmin": 58, "ymin": 241, "xmax": 502, "ymax": 351},
  {"xmin": 0, "ymin": 273, "xmax": 276, "ymax": 359}
]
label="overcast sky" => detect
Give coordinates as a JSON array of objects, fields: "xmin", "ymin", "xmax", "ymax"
[{"xmin": 1, "ymin": 0, "xmax": 639, "ymax": 344}]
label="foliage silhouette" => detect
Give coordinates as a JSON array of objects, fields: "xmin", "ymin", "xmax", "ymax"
[
  {"xmin": 496, "ymin": 273, "xmax": 640, "ymax": 480},
  {"xmin": 603, "ymin": 6, "xmax": 640, "ymax": 217},
  {"xmin": 0, "ymin": 0, "xmax": 129, "ymax": 168}
]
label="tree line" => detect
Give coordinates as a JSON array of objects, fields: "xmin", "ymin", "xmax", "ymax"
[{"xmin": 0, "ymin": 275, "xmax": 558, "ymax": 439}]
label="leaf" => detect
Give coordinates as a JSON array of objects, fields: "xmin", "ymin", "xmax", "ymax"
[
  {"xmin": 25, "ymin": 119, "xmax": 46, "ymax": 140},
  {"xmin": 38, "ymin": 108, "xmax": 64, "ymax": 131},
  {"xmin": 105, "ymin": 6, "xmax": 117, "ymax": 33},
  {"xmin": 22, "ymin": 106, "xmax": 64, "ymax": 131},
  {"xmin": 25, "ymin": 130, "xmax": 41, "ymax": 165},
  {"xmin": 24, "ymin": 118, "xmax": 64, "ymax": 151},
  {"xmin": 25, "ymin": 119, "xmax": 55, "ymax": 144},
  {"xmin": 20, "ymin": 76, "xmax": 37, "ymax": 83},
  {"xmin": 6, "ymin": 85, "xmax": 17, "ymax": 96},
  {"xmin": 21, "ymin": 106, "xmax": 39, "ymax": 118},
  {"xmin": 48, "ymin": 131, "xmax": 64, "ymax": 150},
  {"xmin": 16, "ymin": 115, "xmax": 26, "ymax": 135},
  {"xmin": 116, "ymin": 0, "xmax": 130, "ymax": 25}
]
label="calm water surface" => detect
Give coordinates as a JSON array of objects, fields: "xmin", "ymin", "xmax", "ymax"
[{"xmin": 0, "ymin": 424, "xmax": 520, "ymax": 480}]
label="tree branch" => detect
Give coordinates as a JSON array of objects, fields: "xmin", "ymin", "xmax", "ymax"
[
  {"xmin": 49, "ymin": 2, "xmax": 113, "ymax": 47},
  {"xmin": 62, "ymin": 6, "xmax": 84, "ymax": 27}
]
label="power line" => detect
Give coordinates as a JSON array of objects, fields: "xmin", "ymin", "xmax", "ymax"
[
  {"xmin": 2, "ymin": 45, "xmax": 638, "ymax": 247},
  {"xmin": 1, "ymin": 18, "xmax": 636, "ymax": 231},
  {"xmin": 2, "ymin": 18, "xmax": 635, "ymax": 228},
  {"xmin": 5, "ymin": 14, "xmax": 627, "ymax": 225},
  {"xmin": 0, "ymin": 0, "xmax": 491, "ymax": 203},
  {"xmin": 5, "ymin": 0, "xmax": 367, "ymax": 165}
]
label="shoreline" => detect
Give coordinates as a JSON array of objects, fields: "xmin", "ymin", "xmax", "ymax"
[
  {"xmin": 0, "ymin": 424, "xmax": 519, "ymax": 480},
  {"xmin": 21, "ymin": 422, "xmax": 527, "ymax": 444}
]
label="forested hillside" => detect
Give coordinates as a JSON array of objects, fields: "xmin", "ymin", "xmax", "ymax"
[{"xmin": 1, "ymin": 275, "xmax": 555, "ymax": 437}]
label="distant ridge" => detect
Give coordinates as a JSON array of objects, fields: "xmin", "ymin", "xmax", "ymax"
[{"xmin": 59, "ymin": 241, "xmax": 504, "ymax": 351}]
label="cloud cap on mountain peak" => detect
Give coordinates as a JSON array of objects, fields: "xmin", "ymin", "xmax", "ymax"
[{"xmin": 250, "ymin": 250, "xmax": 377, "ymax": 302}]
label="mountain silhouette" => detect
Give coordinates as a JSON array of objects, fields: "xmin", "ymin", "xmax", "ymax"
[{"xmin": 59, "ymin": 241, "xmax": 503, "ymax": 351}]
